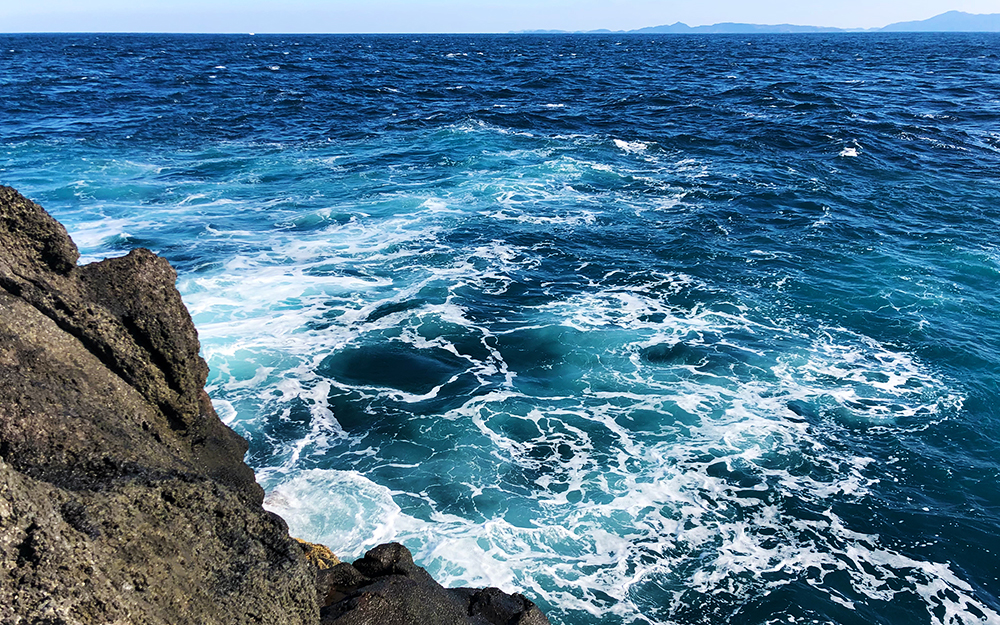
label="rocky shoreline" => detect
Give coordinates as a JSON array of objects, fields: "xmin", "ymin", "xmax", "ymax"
[{"xmin": 0, "ymin": 186, "xmax": 548, "ymax": 625}]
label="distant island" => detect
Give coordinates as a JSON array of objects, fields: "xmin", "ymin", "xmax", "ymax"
[{"xmin": 516, "ymin": 10, "xmax": 1000, "ymax": 34}]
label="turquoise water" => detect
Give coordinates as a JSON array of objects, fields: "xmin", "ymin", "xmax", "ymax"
[{"xmin": 3, "ymin": 33, "xmax": 1000, "ymax": 624}]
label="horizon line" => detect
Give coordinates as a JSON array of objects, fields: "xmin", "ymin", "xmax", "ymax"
[
  {"xmin": 1, "ymin": 30, "xmax": 998, "ymax": 35},
  {"xmin": 0, "ymin": 31, "xmax": 1000, "ymax": 37}
]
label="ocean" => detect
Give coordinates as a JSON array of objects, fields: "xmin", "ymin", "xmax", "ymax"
[{"xmin": 2, "ymin": 32, "xmax": 1000, "ymax": 624}]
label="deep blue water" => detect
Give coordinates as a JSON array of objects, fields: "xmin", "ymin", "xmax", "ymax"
[{"xmin": 3, "ymin": 32, "xmax": 1000, "ymax": 624}]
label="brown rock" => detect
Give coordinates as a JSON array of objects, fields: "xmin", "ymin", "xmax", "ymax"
[
  {"xmin": 0, "ymin": 186, "xmax": 317, "ymax": 625},
  {"xmin": 296, "ymin": 538, "xmax": 342, "ymax": 570}
]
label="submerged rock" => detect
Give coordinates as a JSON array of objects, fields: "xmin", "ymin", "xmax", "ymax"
[{"xmin": 0, "ymin": 186, "xmax": 550, "ymax": 625}]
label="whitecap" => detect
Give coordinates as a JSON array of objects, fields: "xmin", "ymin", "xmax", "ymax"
[
  {"xmin": 613, "ymin": 139, "xmax": 649, "ymax": 153},
  {"xmin": 264, "ymin": 470, "xmax": 404, "ymax": 557}
]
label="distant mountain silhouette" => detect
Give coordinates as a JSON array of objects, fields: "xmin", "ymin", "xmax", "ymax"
[
  {"xmin": 880, "ymin": 10, "xmax": 1000, "ymax": 32},
  {"xmin": 630, "ymin": 22, "xmax": 849, "ymax": 34},
  {"xmin": 515, "ymin": 11, "xmax": 1000, "ymax": 34}
]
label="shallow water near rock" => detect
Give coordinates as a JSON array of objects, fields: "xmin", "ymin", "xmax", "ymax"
[{"xmin": 3, "ymin": 32, "xmax": 1000, "ymax": 624}]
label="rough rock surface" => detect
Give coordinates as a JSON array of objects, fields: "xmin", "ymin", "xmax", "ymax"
[
  {"xmin": 0, "ymin": 185, "xmax": 317, "ymax": 625},
  {"xmin": 297, "ymin": 538, "xmax": 341, "ymax": 570},
  {"xmin": 0, "ymin": 186, "xmax": 551, "ymax": 625},
  {"xmin": 318, "ymin": 543, "xmax": 550, "ymax": 625}
]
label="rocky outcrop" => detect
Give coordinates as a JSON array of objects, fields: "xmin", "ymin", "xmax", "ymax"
[
  {"xmin": 0, "ymin": 186, "xmax": 550, "ymax": 625},
  {"xmin": 318, "ymin": 543, "xmax": 549, "ymax": 625},
  {"xmin": 0, "ymin": 185, "xmax": 318, "ymax": 624}
]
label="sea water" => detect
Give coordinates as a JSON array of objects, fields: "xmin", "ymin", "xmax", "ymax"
[{"xmin": 3, "ymin": 32, "xmax": 1000, "ymax": 624}]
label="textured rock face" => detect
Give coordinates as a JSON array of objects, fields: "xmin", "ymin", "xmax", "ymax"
[
  {"xmin": 0, "ymin": 186, "xmax": 551, "ymax": 625},
  {"xmin": 0, "ymin": 186, "xmax": 318, "ymax": 625},
  {"xmin": 319, "ymin": 543, "xmax": 550, "ymax": 625}
]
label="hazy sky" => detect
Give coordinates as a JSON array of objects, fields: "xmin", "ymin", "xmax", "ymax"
[{"xmin": 3, "ymin": 0, "xmax": 999, "ymax": 33}]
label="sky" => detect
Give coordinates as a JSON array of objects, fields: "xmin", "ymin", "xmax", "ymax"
[{"xmin": 2, "ymin": 0, "xmax": 999, "ymax": 33}]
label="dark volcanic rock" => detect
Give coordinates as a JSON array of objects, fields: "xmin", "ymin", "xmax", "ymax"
[
  {"xmin": 318, "ymin": 543, "xmax": 550, "ymax": 625},
  {"xmin": 0, "ymin": 186, "xmax": 551, "ymax": 625},
  {"xmin": 0, "ymin": 186, "xmax": 318, "ymax": 625}
]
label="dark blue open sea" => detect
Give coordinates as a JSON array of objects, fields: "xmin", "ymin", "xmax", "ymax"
[{"xmin": 4, "ymin": 32, "xmax": 1000, "ymax": 624}]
